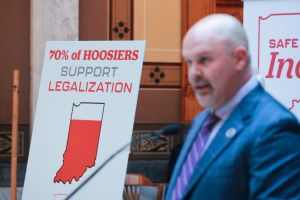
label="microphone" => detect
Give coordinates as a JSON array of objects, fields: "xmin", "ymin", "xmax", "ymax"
[
  {"xmin": 65, "ymin": 124, "xmax": 182, "ymax": 200},
  {"xmin": 150, "ymin": 124, "xmax": 182, "ymax": 139}
]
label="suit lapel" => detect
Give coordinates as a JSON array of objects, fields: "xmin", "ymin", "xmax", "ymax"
[
  {"xmin": 166, "ymin": 84, "xmax": 264, "ymax": 200},
  {"xmin": 165, "ymin": 110, "xmax": 210, "ymax": 199},
  {"xmin": 181, "ymin": 84, "xmax": 264, "ymax": 199},
  {"xmin": 182, "ymin": 111, "xmax": 244, "ymax": 198}
]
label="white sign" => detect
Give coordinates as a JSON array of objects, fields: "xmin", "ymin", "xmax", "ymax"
[
  {"xmin": 244, "ymin": 0, "xmax": 300, "ymax": 119},
  {"xmin": 23, "ymin": 41, "xmax": 145, "ymax": 199}
]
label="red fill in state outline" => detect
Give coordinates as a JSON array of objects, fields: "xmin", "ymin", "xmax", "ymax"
[{"xmin": 54, "ymin": 119, "xmax": 102, "ymax": 184}]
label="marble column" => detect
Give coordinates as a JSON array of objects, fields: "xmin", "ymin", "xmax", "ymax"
[{"xmin": 30, "ymin": 0, "xmax": 79, "ymax": 129}]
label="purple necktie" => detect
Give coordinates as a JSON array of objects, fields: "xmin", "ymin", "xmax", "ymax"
[{"xmin": 171, "ymin": 113, "xmax": 220, "ymax": 200}]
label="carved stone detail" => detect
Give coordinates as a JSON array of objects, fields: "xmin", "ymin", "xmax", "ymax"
[{"xmin": 130, "ymin": 130, "xmax": 171, "ymax": 153}]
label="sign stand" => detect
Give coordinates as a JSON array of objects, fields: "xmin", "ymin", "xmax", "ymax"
[
  {"xmin": 23, "ymin": 41, "xmax": 145, "ymax": 200},
  {"xmin": 243, "ymin": 0, "xmax": 300, "ymax": 120}
]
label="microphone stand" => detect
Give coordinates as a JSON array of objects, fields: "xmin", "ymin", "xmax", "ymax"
[
  {"xmin": 65, "ymin": 124, "xmax": 181, "ymax": 199},
  {"xmin": 65, "ymin": 134, "xmax": 147, "ymax": 200}
]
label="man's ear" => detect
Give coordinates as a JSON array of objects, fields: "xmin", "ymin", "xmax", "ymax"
[{"xmin": 234, "ymin": 46, "xmax": 248, "ymax": 71}]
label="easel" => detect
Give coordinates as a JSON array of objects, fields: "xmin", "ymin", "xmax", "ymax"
[{"xmin": 10, "ymin": 69, "xmax": 19, "ymax": 200}]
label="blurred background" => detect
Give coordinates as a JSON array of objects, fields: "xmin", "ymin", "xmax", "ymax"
[{"xmin": 0, "ymin": 0, "xmax": 243, "ymax": 193}]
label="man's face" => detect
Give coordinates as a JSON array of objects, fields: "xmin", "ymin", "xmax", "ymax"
[{"xmin": 183, "ymin": 34, "xmax": 238, "ymax": 110}]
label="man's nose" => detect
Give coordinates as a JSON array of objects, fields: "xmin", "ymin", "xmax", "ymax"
[{"xmin": 189, "ymin": 62, "xmax": 203, "ymax": 77}]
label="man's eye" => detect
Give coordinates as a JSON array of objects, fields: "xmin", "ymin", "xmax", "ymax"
[
  {"xmin": 199, "ymin": 56, "xmax": 209, "ymax": 64},
  {"xmin": 186, "ymin": 60, "xmax": 192, "ymax": 66}
]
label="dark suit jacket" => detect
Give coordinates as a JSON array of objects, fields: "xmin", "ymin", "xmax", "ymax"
[{"xmin": 166, "ymin": 84, "xmax": 300, "ymax": 200}]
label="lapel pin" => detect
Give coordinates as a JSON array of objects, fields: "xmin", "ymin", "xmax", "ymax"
[{"xmin": 225, "ymin": 128, "xmax": 237, "ymax": 138}]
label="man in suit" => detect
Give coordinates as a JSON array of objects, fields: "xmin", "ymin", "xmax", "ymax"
[{"xmin": 166, "ymin": 14, "xmax": 300, "ymax": 200}]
